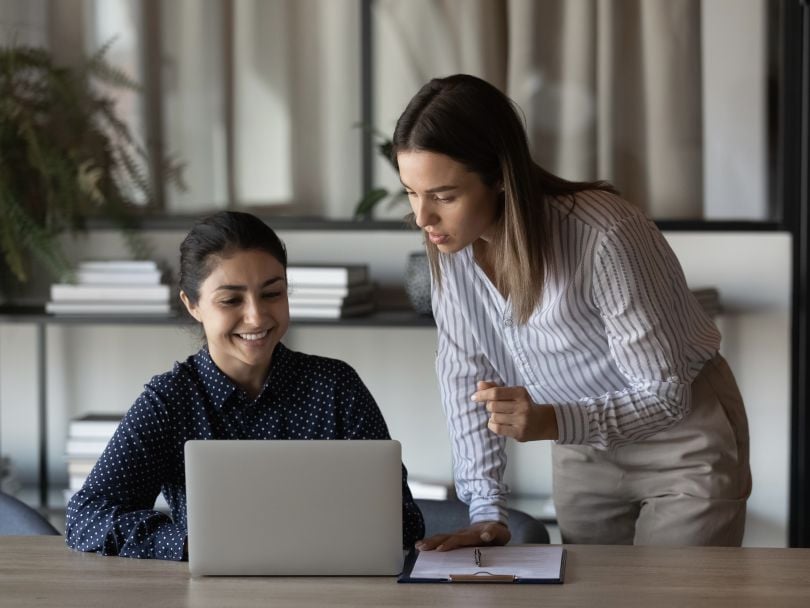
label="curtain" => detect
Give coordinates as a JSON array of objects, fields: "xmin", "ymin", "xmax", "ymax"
[
  {"xmin": 508, "ymin": 0, "xmax": 703, "ymax": 218},
  {"xmin": 0, "ymin": 0, "xmax": 48, "ymax": 47},
  {"xmin": 374, "ymin": 0, "xmax": 768, "ymax": 220},
  {"xmin": 4, "ymin": 0, "xmax": 768, "ymax": 219},
  {"xmin": 8, "ymin": 0, "xmax": 363, "ymax": 217}
]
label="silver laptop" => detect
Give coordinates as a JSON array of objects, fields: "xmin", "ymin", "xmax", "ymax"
[{"xmin": 184, "ymin": 439, "xmax": 403, "ymax": 577}]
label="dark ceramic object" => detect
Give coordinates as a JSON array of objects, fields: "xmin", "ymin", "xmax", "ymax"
[{"xmin": 404, "ymin": 251, "xmax": 432, "ymax": 315}]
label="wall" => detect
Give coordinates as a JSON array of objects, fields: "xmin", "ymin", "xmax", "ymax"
[{"xmin": 0, "ymin": 229, "xmax": 791, "ymax": 547}]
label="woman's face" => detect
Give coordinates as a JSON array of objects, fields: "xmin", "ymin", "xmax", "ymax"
[
  {"xmin": 397, "ymin": 150, "xmax": 500, "ymax": 253},
  {"xmin": 181, "ymin": 249, "xmax": 289, "ymax": 383}
]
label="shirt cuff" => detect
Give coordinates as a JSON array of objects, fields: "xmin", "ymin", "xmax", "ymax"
[
  {"xmin": 152, "ymin": 522, "xmax": 188, "ymax": 561},
  {"xmin": 468, "ymin": 495, "xmax": 508, "ymax": 526},
  {"xmin": 552, "ymin": 401, "xmax": 591, "ymax": 445}
]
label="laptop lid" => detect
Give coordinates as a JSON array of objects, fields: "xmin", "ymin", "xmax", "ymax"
[{"xmin": 184, "ymin": 439, "xmax": 403, "ymax": 577}]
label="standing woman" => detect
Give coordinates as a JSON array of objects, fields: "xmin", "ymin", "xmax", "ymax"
[{"xmin": 394, "ymin": 74, "xmax": 751, "ymax": 549}]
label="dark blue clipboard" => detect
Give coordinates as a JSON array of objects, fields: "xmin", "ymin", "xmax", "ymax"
[{"xmin": 397, "ymin": 547, "xmax": 567, "ymax": 584}]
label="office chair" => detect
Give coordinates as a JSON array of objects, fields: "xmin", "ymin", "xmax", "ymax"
[
  {"xmin": 415, "ymin": 499, "xmax": 549, "ymax": 544},
  {"xmin": 0, "ymin": 491, "xmax": 60, "ymax": 535}
]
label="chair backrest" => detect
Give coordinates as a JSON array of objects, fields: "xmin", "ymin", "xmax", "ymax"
[
  {"xmin": 415, "ymin": 498, "xmax": 549, "ymax": 544},
  {"xmin": 0, "ymin": 491, "xmax": 60, "ymax": 535}
]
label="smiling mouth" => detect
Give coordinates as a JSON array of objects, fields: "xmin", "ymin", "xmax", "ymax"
[{"xmin": 236, "ymin": 329, "xmax": 270, "ymax": 341}]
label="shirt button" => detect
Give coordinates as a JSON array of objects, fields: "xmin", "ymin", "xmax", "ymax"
[{"xmin": 504, "ymin": 317, "xmax": 513, "ymax": 327}]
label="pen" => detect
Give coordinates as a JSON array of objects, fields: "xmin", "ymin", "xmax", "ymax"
[{"xmin": 474, "ymin": 548, "xmax": 482, "ymax": 567}]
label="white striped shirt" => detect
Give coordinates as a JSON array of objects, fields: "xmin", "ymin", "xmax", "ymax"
[{"xmin": 432, "ymin": 190, "xmax": 721, "ymax": 524}]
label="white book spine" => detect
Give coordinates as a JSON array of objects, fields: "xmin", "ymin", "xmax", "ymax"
[
  {"xmin": 51, "ymin": 284, "xmax": 170, "ymax": 302},
  {"xmin": 46, "ymin": 302, "xmax": 172, "ymax": 315},
  {"xmin": 75, "ymin": 270, "xmax": 163, "ymax": 285},
  {"xmin": 289, "ymin": 302, "xmax": 373, "ymax": 319},
  {"xmin": 68, "ymin": 423, "xmax": 120, "ymax": 439},
  {"xmin": 79, "ymin": 260, "xmax": 159, "ymax": 272},
  {"xmin": 288, "ymin": 297, "xmax": 356, "ymax": 307},
  {"xmin": 286, "ymin": 266, "xmax": 368, "ymax": 287},
  {"xmin": 65, "ymin": 439, "xmax": 110, "ymax": 457}
]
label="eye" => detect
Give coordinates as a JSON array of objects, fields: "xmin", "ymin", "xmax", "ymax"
[
  {"xmin": 219, "ymin": 297, "xmax": 241, "ymax": 306},
  {"xmin": 262, "ymin": 291, "xmax": 284, "ymax": 299},
  {"xmin": 434, "ymin": 195, "xmax": 455, "ymax": 203}
]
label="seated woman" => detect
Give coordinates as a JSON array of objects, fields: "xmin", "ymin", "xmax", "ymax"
[{"xmin": 65, "ymin": 211, "xmax": 425, "ymax": 560}]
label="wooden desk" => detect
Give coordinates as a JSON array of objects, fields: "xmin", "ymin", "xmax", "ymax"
[{"xmin": 2, "ymin": 537, "xmax": 809, "ymax": 607}]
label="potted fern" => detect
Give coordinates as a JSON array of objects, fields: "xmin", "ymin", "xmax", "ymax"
[{"xmin": 0, "ymin": 42, "xmax": 182, "ymax": 301}]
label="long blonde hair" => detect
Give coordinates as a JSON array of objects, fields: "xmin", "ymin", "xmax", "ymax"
[{"xmin": 393, "ymin": 74, "xmax": 616, "ymax": 324}]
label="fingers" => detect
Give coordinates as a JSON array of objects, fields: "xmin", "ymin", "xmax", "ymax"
[
  {"xmin": 481, "ymin": 522, "xmax": 512, "ymax": 545},
  {"xmin": 487, "ymin": 418, "xmax": 521, "ymax": 439},
  {"xmin": 416, "ymin": 531, "xmax": 477, "ymax": 552},
  {"xmin": 415, "ymin": 523, "xmax": 511, "ymax": 552},
  {"xmin": 415, "ymin": 533, "xmax": 453, "ymax": 551},
  {"xmin": 472, "ymin": 385, "xmax": 527, "ymax": 404}
]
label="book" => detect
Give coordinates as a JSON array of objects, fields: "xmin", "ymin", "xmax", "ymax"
[
  {"xmin": 45, "ymin": 301, "xmax": 172, "ymax": 315},
  {"xmin": 78, "ymin": 260, "xmax": 159, "ymax": 272},
  {"xmin": 65, "ymin": 438, "xmax": 111, "ymax": 457},
  {"xmin": 287, "ymin": 283, "xmax": 374, "ymax": 300},
  {"xmin": 69, "ymin": 474, "xmax": 89, "ymax": 491},
  {"xmin": 289, "ymin": 301, "xmax": 374, "ymax": 319},
  {"xmin": 75, "ymin": 269, "xmax": 164, "ymax": 285},
  {"xmin": 68, "ymin": 413, "xmax": 122, "ymax": 439},
  {"xmin": 408, "ymin": 479, "xmax": 456, "ymax": 501},
  {"xmin": 288, "ymin": 296, "xmax": 370, "ymax": 308},
  {"xmin": 400, "ymin": 545, "xmax": 566, "ymax": 584},
  {"xmin": 288, "ymin": 287, "xmax": 374, "ymax": 308},
  {"xmin": 66, "ymin": 459, "xmax": 99, "ymax": 476},
  {"xmin": 286, "ymin": 265, "xmax": 368, "ymax": 287},
  {"xmin": 288, "ymin": 282, "xmax": 374, "ymax": 306},
  {"xmin": 50, "ymin": 284, "xmax": 171, "ymax": 302}
]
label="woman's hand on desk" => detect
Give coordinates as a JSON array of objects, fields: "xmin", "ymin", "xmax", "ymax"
[
  {"xmin": 415, "ymin": 521, "xmax": 511, "ymax": 552},
  {"xmin": 472, "ymin": 381, "xmax": 559, "ymax": 442}
]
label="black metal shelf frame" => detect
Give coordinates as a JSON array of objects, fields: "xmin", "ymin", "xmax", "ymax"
[
  {"xmin": 0, "ymin": 308, "xmax": 436, "ymax": 509},
  {"xmin": 785, "ymin": 0, "xmax": 810, "ymax": 549}
]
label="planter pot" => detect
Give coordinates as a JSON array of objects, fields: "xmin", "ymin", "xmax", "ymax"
[
  {"xmin": 0, "ymin": 257, "xmax": 53, "ymax": 308},
  {"xmin": 404, "ymin": 251, "xmax": 432, "ymax": 316}
]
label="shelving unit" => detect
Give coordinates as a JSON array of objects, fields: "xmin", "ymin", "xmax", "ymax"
[{"xmin": 0, "ymin": 305, "xmax": 436, "ymax": 508}]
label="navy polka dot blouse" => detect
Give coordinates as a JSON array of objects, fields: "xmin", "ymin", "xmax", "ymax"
[{"xmin": 64, "ymin": 343, "xmax": 425, "ymax": 561}]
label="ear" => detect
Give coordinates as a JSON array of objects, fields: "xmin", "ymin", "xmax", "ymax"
[{"xmin": 179, "ymin": 290, "xmax": 201, "ymax": 322}]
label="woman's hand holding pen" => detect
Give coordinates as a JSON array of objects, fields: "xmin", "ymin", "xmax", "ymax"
[
  {"xmin": 473, "ymin": 381, "xmax": 559, "ymax": 442},
  {"xmin": 415, "ymin": 521, "xmax": 511, "ymax": 552}
]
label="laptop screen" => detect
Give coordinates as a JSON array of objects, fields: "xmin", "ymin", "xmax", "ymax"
[{"xmin": 185, "ymin": 439, "xmax": 403, "ymax": 576}]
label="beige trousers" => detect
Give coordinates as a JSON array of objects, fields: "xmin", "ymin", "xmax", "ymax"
[{"xmin": 551, "ymin": 354, "xmax": 752, "ymax": 546}]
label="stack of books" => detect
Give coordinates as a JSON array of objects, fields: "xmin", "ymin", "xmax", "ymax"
[
  {"xmin": 64, "ymin": 413, "xmax": 121, "ymax": 503},
  {"xmin": 63, "ymin": 413, "xmax": 169, "ymax": 511},
  {"xmin": 287, "ymin": 265, "xmax": 375, "ymax": 319},
  {"xmin": 46, "ymin": 260, "xmax": 172, "ymax": 315}
]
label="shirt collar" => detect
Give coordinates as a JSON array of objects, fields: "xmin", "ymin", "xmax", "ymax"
[{"xmin": 192, "ymin": 343, "xmax": 293, "ymax": 411}]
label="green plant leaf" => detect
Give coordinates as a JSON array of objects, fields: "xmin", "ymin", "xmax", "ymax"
[
  {"xmin": 0, "ymin": 41, "xmax": 184, "ymax": 290},
  {"xmin": 353, "ymin": 187, "xmax": 389, "ymax": 219}
]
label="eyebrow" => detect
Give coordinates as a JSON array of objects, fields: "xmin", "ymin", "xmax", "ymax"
[
  {"xmin": 214, "ymin": 277, "xmax": 285, "ymax": 292},
  {"xmin": 399, "ymin": 180, "xmax": 459, "ymax": 194}
]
